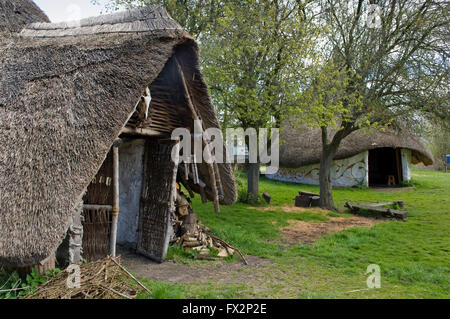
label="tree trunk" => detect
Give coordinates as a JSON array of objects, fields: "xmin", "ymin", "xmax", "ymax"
[
  {"xmin": 319, "ymin": 127, "xmax": 341, "ymax": 211},
  {"xmin": 247, "ymin": 161, "xmax": 260, "ymax": 202},
  {"xmin": 318, "ymin": 125, "xmax": 356, "ymax": 210},
  {"xmin": 319, "ymin": 146, "xmax": 337, "ymax": 210}
]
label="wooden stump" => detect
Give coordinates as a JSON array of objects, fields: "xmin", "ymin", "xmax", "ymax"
[
  {"xmin": 310, "ymin": 196, "xmax": 321, "ymax": 207},
  {"xmin": 262, "ymin": 192, "xmax": 271, "ymax": 204},
  {"xmin": 295, "ymin": 195, "xmax": 311, "ymax": 207}
]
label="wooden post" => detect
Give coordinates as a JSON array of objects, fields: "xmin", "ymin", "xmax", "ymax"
[
  {"xmin": 110, "ymin": 139, "xmax": 121, "ymax": 257},
  {"xmin": 214, "ymin": 161, "xmax": 224, "ymax": 201}
]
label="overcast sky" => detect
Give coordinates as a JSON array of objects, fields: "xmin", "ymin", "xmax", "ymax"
[{"xmin": 34, "ymin": 0, "xmax": 124, "ymax": 23}]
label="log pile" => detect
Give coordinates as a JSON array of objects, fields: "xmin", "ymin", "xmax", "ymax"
[{"xmin": 170, "ymin": 189, "xmax": 247, "ymax": 264}]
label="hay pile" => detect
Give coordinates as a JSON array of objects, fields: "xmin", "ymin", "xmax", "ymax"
[{"xmin": 27, "ymin": 257, "xmax": 150, "ymax": 299}]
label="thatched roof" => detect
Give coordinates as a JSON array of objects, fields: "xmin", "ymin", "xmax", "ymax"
[
  {"xmin": 0, "ymin": 0, "xmax": 49, "ymax": 33},
  {"xmin": 280, "ymin": 123, "xmax": 434, "ymax": 168},
  {"xmin": 0, "ymin": 1, "xmax": 236, "ymax": 268}
]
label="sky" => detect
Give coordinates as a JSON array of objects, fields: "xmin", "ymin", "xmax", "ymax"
[{"xmin": 33, "ymin": 0, "xmax": 124, "ymax": 23}]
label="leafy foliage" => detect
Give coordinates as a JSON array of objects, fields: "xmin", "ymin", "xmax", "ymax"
[{"xmin": 0, "ymin": 268, "xmax": 61, "ymax": 299}]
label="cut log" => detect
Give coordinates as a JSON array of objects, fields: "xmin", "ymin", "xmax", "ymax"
[
  {"xmin": 197, "ymin": 254, "xmax": 217, "ymax": 261},
  {"xmin": 310, "ymin": 196, "xmax": 320, "ymax": 207},
  {"xmin": 226, "ymin": 247, "xmax": 235, "ymax": 256},
  {"xmin": 217, "ymin": 248, "xmax": 229, "ymax": 258},
  {"xmin": 183, "ymin": 241, "xmax": 202, "ymax": 248},
  {"xmin": 366, "ymin": 202, "xmax": 394, "ymax": 208},
  {"xmin": 345, "ymin": 202, "xmax": 407, "ymax": 220},
  {"xmin": 295, "ymin": 195, "xmax": 311, "ymax": 207}
]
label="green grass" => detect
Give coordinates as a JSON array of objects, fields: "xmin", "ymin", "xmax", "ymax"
[{"xmin": 136, "ymin": 169, "xmax": 450, "ymax": 298}]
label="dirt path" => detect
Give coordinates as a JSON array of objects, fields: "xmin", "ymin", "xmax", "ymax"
[
  {"xmin": 281, "ymin": 216, "xmax": 381, "ymax": 244},
  {"xmin": 118, "ymin": 248, "xmax": 273, "ymax": 284}
]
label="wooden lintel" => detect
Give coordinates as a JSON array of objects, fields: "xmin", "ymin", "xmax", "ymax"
[{"xmin": 120, "ymin": 126, "xmax": 164, "ymax": 137}]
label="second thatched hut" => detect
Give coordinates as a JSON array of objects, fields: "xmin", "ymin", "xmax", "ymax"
[{"xmin": 268, "ymin": 123, "xmax": 433, "ymax": 187}]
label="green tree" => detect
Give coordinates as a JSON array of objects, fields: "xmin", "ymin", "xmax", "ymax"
[
  {"xmin": 202, "ymin": 0, "xmax": 317, "ymax": 201},
  {"xmin": 289, "ymin": 0, "xmax": 449, "ymax": 210}
]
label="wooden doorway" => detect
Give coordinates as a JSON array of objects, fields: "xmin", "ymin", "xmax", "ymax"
[
  {"xmin": 136, "ymin": 139, "xmax": 179, "ymax": 262},
  {"xmin": 368, "ymin": 148, "xmax": 403, "ymax": 186}
]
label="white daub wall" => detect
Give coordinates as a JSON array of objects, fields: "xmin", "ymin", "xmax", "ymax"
[
  {"xmin": 117, "ymin": 138, "xmax": 145, "ymax": 247},
  {"xmin": 401, "ymin": 148, "xmax": 411, "ymax": 182},
  {"xmin": 267, "ymin": 151, "xmax": 369, "ymax": 187},
  {"xmin": 269, "ymin": 148, "xmax": 414, "ymax": 187}
]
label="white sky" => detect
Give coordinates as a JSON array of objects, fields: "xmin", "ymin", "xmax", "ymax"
[{"xmin": 33, "ymin": 0, "xmax": 124, "ymax": 23}]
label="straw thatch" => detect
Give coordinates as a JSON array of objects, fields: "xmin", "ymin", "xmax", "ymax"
[
  {"xmin": 280, "ymin": 123, "xmax": 434, "ymax": 168},
  {"xmin": 0, "ymin": 0, "xmax": 49, "ymax": 33},
  {"xmin": 0, "ymin": 1, "xmax": 236, "ymax": 268}
]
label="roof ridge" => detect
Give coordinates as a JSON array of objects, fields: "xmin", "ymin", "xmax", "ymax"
[
  {"xmin": 20, "ymin": 5, "xmax": 181, "ymax": 37},
  {"xmin": 22, "ymin": 5, "xmax": 181, "ymax": 34}
]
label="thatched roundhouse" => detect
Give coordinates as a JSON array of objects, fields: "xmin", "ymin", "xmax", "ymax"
[
  {"xmin": 268, "ymin": 123, "xmax": 433, "ymax": 187},
  {"xmin": 0, "ymin": 0, "xmax": 236, "ymax": 272}
]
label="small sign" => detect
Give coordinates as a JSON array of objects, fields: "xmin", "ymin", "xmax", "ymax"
[{"xmin": 447, "ymin": 155, "xmax": 450, "ymax": 163}]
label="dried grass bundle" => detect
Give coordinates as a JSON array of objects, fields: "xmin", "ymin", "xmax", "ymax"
[{"xmin": 27, "ymin": 256, "xmax": 150, "ymax": 299}]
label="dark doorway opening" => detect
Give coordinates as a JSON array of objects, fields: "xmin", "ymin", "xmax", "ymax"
[{"xmin": 369, "ymin": 148, "xmax": 403, "ymax": 187}]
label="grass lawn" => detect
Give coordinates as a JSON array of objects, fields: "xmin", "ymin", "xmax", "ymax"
[{"xmin": 129, "ymin": 169, "xmax": 449, "ymax": 298}]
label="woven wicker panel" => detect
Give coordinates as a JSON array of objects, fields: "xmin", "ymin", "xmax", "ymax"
[
  {"xmin": 82, "ymin": 208, "xmax": 112, "ymax": 262},
  {"xmin": 137, "ymin": 140, "xmax": 177, "ymax": 262},
  {"xmin": 83, "ymin": 150, "xmax": 114, "ymax": 205}
]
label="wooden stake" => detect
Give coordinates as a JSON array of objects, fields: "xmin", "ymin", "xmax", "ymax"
[
  {"xmin": 214, "ymin": 161, "xmax": 224, "ymax": 200},
  {"xmin": 110, "ymin": 141, "xmax": 120, "ymax": 258}
]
